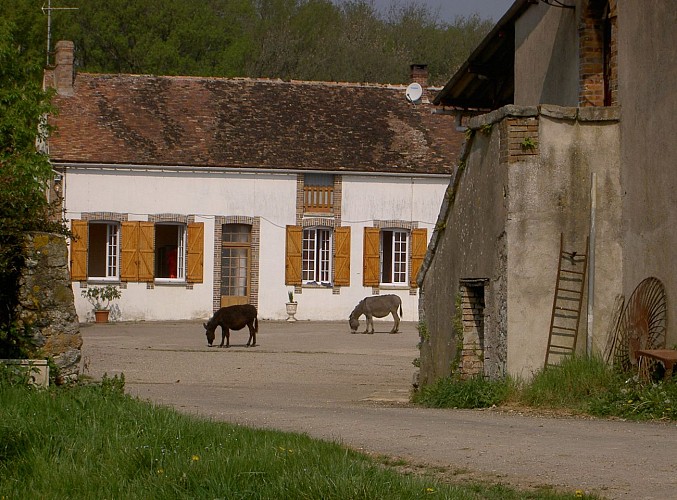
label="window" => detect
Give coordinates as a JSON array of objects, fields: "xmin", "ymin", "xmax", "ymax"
[
  {"xmin": 302, "ymin": 227, "xmax": 331, "ymax": 284},
  {"xmin": 303, "ymin": 173, "xmax": 334, "ymax": 213},
  {"xmin": 155, "ymin": 224, "xmax": 186, "ymax": 280},
  {"xmin": 380, "ymin": 229, "xmax": 408, "ymax": 285},
  {"xmin": 88, "ymin": 222, "xmax": 119, "ymax": 280},
  {"xmin": 70, "ymin": 219, "xmax": 204, "ymax": 283},
  {"xmin": 285, "ymin": 225, "xmax": 350, "ymax": 287},
  {"xmin": 362, "ymin": 227, "xmax": 427, "ymax": 288}
]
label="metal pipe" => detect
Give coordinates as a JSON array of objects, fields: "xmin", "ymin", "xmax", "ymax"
[{"xmin": 587, "ymin": 173, "xmax": 597, "ymax": 355}]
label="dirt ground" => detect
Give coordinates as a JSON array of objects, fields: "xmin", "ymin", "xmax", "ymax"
[{"xmin": 79, "ymin": 319, "xmax": 677, "ymax": 499}]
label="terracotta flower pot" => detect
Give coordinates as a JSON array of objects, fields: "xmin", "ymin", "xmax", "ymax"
[{"xmin": 94, "ymin": 310, "xmax": 110, "ymax": 323}]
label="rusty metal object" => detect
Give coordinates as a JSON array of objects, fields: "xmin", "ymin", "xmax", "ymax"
[{"xmin": 613, "ymin": 277, "xmax": 667, "ymax": 375}]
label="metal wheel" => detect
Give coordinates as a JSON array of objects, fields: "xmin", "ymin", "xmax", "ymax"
[{"xmin": 613, "ymin": 277, "xmax": 667, "ymax": 377}]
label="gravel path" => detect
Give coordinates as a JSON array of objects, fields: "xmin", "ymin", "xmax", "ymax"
[{"xmin": 80, "ymin": 320, "xmax": 677, "ymax": 499}]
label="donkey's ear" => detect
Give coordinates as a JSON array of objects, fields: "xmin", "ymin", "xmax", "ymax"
[{"xmin": 203, "ymin": 323, "xmax": 208, "ymax": 329}]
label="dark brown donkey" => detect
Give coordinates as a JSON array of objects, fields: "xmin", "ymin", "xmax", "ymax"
[{"xmin": 203, "ymin": 304, "xmax": 258, "ymax": 348}]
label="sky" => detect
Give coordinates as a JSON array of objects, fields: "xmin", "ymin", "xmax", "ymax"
[{"xmin": 370, "ymin": 0, "xmax": 515, "ymax": 23}]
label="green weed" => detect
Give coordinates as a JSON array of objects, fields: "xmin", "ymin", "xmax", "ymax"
[
  {"xmin": 414, "ymin": 354, "xmax": 677, "ymax": 422},
  {"xmin": 412, "ymin": 375, "xmax": 515, "ymax": 409}
]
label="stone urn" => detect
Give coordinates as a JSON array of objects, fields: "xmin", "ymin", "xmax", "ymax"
[{"xmin": 285, "ymin": 302, "xmax": 298, "ymax": 322}]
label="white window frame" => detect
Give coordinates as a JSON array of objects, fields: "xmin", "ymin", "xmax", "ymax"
[
  {"xmin": 89, "ymin": 222, "xmax": 119, "ymax": 281},
  {"xmin": 155, "ymin": 223, "xmax": 187, "ymax": 283},
  {"xmin": 380, "ymin": 229, "xmax": 408, "ymax": 285},
  {"xmin": 302, "ymin": 227, "xmax": 332, "ymax": 285}
]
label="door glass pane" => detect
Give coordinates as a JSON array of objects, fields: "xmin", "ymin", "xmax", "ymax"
[
  {"xmin": 221, "ymin": 247, "xmax": 248, "ymax": 296},
  {"xmin": 221, "ymin": 224, "xmax": 251, "ymax": 300}
]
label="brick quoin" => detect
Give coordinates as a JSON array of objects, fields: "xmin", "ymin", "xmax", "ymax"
[{"xmin": 579, "ymin": 0, "xmax": 617, "ymax": 107}]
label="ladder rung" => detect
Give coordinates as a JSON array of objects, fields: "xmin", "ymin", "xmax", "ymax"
[
  {"xmin": 550, "ymin": 332, "xmax": 576, "ymax": 338},
  {"xmin": 555, "ymin": 306, "xmax": 578, "ymax": 312},
  {"xmin": 552, "ymin": 326, "xmax": 577, "ymax": 332},
  {"xmin": 561, "ymin": 269, "xmax": 585, "ymax": 275},
  {"xmin": 549, "ymin": 345, "xmax": 574, "ymax": 351},
  {"xmin": 557, "ymin": 287, "xmax": 582, "ymax": 294},
  {"xmin": 554, "ymin": 313, "xmax": 578, "ymax": 319}
]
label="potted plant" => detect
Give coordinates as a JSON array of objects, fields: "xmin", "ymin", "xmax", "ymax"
[
  {"xmin": 285, "ymin": 289, "xmax": 298, "ymax": 322},
  {"xmin": 81, "ymin": 284, "xmax": 122, "ymax": 323}
]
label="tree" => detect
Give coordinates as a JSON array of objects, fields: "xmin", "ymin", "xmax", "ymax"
[{"xmin": 0, "ymin": 19, "xmax": 64, "ymax": 356}]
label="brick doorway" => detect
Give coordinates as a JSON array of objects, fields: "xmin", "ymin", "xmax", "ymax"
[{"xmin": 459, "ymin": 280, "xmax": 487, "ymax": 379}]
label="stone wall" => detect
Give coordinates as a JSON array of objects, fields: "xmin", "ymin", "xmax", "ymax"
[{"xmin": 15, "ymin": 232, "xmax": 82, "ymax": 383}]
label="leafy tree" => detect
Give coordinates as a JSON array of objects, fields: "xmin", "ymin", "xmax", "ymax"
[
  {"xmin": 0, "ymin": 19, "xmax": 64, "ymax": 356},
  {"xmin": 49, "ymin": 0, "xmax": 255, "ymax": 76},
  {"xmin": 35, "ymin": 0, "xmax": 491, "ymax": 84}
]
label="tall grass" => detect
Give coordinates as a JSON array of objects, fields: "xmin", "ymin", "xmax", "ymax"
[
  {"xmin": 521, "ymin": 354, "xmax": 618, "ymax": 410},
  {"xmin": 412, "ymin": 374, "xmax": 515, "ymax": 409},
  {"xmin": 415, "ymin": 355, "xmax": 677, "ymax": 421},
  {"xmin": 0, "ymin": 370, "xmax": 580, "ymax": 499}
]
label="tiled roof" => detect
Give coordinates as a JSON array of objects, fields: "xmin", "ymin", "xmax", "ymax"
[{"xmin": 47, "ymin": 72, "xmax": 462, "ymax": 175}]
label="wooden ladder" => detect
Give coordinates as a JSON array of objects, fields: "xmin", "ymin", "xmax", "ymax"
[{"xmin": 544, "ymin": 234, "xmax": 589, "ymax": 368}]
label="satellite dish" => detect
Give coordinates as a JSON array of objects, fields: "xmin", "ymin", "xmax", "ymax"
[{"xmin": 405, "ymin": 82, "xmax": 423, "ymax": 103}]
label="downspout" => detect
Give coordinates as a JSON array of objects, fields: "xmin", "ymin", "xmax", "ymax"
[{"xmin": 587, "ymin": 172, "xmax": 597, "ymax": 355}]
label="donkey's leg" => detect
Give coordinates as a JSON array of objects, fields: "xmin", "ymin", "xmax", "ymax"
[
  {"xmin": 219, "ymin": 326, "xmax": 227, "ymax": 347},
  {"xmin": 362, "ymin": 314, "xmax": 371, "ymax": 334},
  {"xmin": 247, "ymin": 321, "xmax": 257, "ymax": 347},
  {"xmin": 390, "ymin": 310, "xmax": 400, "ymax": 334},
  {"xmin": 367, "ymin": 315, "xmax": 375, "ymax": 334},
  {"xmin": 221, "ymin": 328, "xmax": 231, "ymax": 348}
]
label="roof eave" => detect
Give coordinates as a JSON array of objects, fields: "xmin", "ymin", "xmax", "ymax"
[{"xmin": 433, "ymin": 0, "xmax": 535, "ymax": 108}]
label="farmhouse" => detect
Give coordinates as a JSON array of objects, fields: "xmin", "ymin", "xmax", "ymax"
[
  {"xmin": 45, "ymin": 43, "xmax": 464, "ymax": 323},
  {"xmin": 417, "ymin": 0, "xmax": 676, "ymax": 383}
]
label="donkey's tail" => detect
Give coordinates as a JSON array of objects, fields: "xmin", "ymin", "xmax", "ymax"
[
  {"xmin": 254, "ymin": 317, "xmax": 259, "ymax": 333},
  {"xmin": 399, "ymin": 303, "xmax": 403, "ymax": 318}
]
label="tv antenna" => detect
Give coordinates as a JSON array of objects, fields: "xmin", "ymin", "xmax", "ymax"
[{"xmin": 42, "ymin": 0, "xmax": 78, "ymax": 66}]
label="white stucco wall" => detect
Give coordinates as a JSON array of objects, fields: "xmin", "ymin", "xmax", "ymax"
[{"xmin": 64, "ymin": 167, "xmax": 448, "ymax": 324}]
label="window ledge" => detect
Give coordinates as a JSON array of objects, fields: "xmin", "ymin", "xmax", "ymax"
[
  {"xmin": 154, "ymin": 280, "xmax": 187, "ymax": 287},
  {"xmin": 302, "ymin": 283, "xmax": 333, "ymax": 289},
  {"xmin": 303, "ymin": 211, "xmax": 334, "ymax": 217},
  {"xmin": 379, "ymin": 285, "xmax": 410, "ymax": 290}
]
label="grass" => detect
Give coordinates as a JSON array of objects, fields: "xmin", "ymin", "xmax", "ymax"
[
  {"xmin": 414, "ymin": 354, "xmax": 677, "ymax": 421},
  {"xmin": 0, "ymin": 369, "xmax": 586, "ymax": 499}
]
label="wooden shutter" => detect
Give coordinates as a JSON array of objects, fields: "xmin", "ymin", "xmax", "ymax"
[
  {"xmin": 186, "ymin": 222, "xmax": 204, "ymax": 283},
  {"xmin": 409, "ymin": 228, "xmax": 428, "ymax": 288},
  {"xmin": 138, "ymin": 222, "xmax": 155, "ymax": 282},
  {"xmin": 363, "ymin": 227, "xmax": 380, "ymax": 287},
  {"xmin": 70, "ymin": 220, "xmax": 88, "ymax": 281},
  {"xmin": 120, "ymin": 221, "xmax": 139, "ymax": 281},
  {"xmin": 333, "ymin": 226, "xmax": 350, "ymax": 286},
  {"xmin": 285, "ymin": 225, "xmax": 302, "ymax": 285}
]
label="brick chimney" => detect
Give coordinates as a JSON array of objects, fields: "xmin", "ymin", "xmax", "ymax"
[
  {"xmin": 410, "ymin": 64, "xmax": 428, "ymax": 87},
  {"xmin": 54, "ymin": 41, "xmax": 74, "ymax": 96}
]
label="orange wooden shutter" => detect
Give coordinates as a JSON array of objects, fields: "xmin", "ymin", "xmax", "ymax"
[
  {"xmin": 120, "ymin": 221, "xmax": 139, "ymax": 281},
  {"xmin": 285, "ymin": 225, "xmax": 302, "ymax": 285},
  {"xmin": 186, "ymin": 222, "xmax": 204, "ymax": 283},
  {"xmin": 138, "ymin": 222, "xmax": 155, "ymax": 282},
  {"xmin": 70, "ymin": 220, "xmax": 88, "ymax": 281},
  {"xmin": 333, "ymin": 226, "xmax": 350, "ymax": 286},
  {"xmin": 363, "ymin": 227, "xmax": 380, "ymax": 287},
  {"xmin": 409, "ymin": 228, "xmax": 428, "ymax": 288}
]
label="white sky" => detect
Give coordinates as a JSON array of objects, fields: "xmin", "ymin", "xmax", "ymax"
[{"xmin": 369, "ymin": 0, "xmax": 515, "ymax": 22}]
